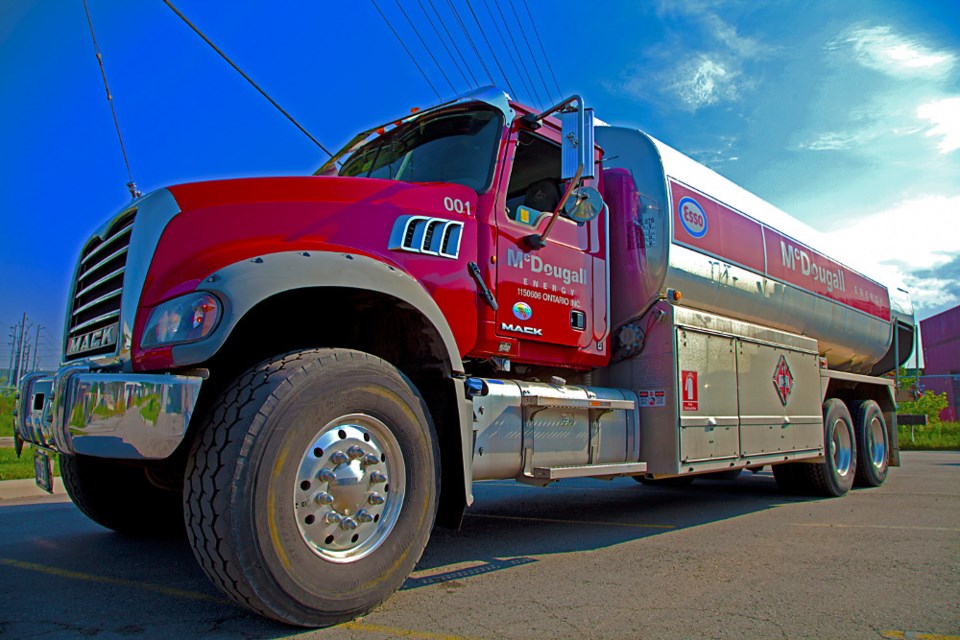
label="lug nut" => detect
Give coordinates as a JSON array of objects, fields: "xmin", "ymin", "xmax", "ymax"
[
  {"xmin": 370, "ymin": 471, "xmax": 387, "ymax": 484},
  {"xmin": 347, "ymin": 445, "xmax": 365, "ymax": 460},
  {"xmin": 356, "ymin": 510, "xmax": 374, "ymax": 523},
  {"xmin": 318, "ymin": 468, "xmax": 336, "ymax": 482},
  {"xmin": 362, "ymin": 454, "xmax": 380, "ymax": 466},
  {"xmin": 339, "ymin": 517, "xmax": 358, "ymax": 530},
  {"xmin": 325, "ymin": 512, "xmax": 343, "ymax": 525},
  {"xmin": 314, "ymin": 492, "xmax": 334, "ymax": 506},
  {"xmin": 330, "ymin": 451, "xmax": 348, "ymax": 464},
  {"xmin": 368, "ymin": 493, "xmax": 385, "ymax": 505}
]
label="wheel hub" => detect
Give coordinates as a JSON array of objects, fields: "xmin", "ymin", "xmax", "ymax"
[{"xmin": 293, "ymin": 415, "xmax": 405, "ymax": 563}]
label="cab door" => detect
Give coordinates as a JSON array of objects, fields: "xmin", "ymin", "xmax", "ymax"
[{"xmin": 494, "ymin": 127, "xmax": 608, "ymax": 360}]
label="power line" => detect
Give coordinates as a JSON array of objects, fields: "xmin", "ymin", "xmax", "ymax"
[
  {"xmin": 161, "ymin": 0, "xmax": 334, "ymax": 158},
  {"xmin": 445, "ymin": 0, "xmax": 496, "ymax": 86},
  {"xmin": 483, "ymin": 0, "xmax": 530, "ymax": 102},
  {"xmin": 394, "ymin": 0, "xmax": 457, "ymax": 94},
  {"xmin": 521, "ymin": 0, "xmax": 562, "ymax": 102},
  {"xmin": 371, "ymin": 0, "xmax": 442, "ymax": 99},
  {"xmin": 489, "ymin": 0, "xmax": 539, "ymax": 106},
  {"xmin": 463, "ymin": 0, "xmax": 516, "ymax": 98},
  {"xmin": 510, "ymin": 0, "xmax": 552, "ymax": 105},
  {"xmin": 81, "ymin": 0, "xmax": 141, "ymax": 199},
  {"xmin": 425, "ymin": 0, "xmax": 479, "ymax": 88},
  {"xmin": 417, "ymin": 0, "xmax": 471, "ymax": 90}
]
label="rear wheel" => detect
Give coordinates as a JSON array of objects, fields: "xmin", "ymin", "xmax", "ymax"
[
  {"xmin": 184, "ymin": 349, "xmax": 439, "ymax": 627},
  {"xmin": 804, "ymin": 398, "xmax": 858, "ymax": 497},
  {"xmin": 61, "ymin": 454, "xmax": 183, "ymax": 536},
  {"xmin": 851, "ymin": 399, "xmax": 888, "ymax": 487}
]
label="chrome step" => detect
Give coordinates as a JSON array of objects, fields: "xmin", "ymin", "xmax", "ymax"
[
  {"xmin": 532, "ymin": 462, "xmax": 648, "ymax": 480},
  {"xmin": 520, "ymin": 395, "xmax": 635, "ymax": 411}
]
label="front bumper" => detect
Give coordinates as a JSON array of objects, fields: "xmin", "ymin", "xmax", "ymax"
[{"xmin": 15, "ymin": 366, "xmax": 203, "ymax": 460}]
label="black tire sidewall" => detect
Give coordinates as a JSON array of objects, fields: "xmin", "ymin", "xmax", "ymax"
[
  {"xmin": 854, "ymin": 400, "xmax": 888, "ymax": 487},
  {"xmin": 231, "ymin": 353, "xmax": 438, "ymax": 622},
  {"xmin": 823, "ymin": 398, "xmax": 857, "ymax": 496}
]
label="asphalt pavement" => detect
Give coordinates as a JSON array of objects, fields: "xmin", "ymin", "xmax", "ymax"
[{"xmin": 1, "ymin": 451, "xmax": 957, "ymax": 640}]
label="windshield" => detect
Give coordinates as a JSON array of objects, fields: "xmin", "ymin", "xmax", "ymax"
[{"xmin": 340, "ymin": 108, "xmax": 502, "ymax": 192}]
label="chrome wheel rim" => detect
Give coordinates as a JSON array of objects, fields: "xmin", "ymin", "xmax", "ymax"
[
  {"xmin": 830, "ymin": 418, "xmax": 853, "ymax": 477},
  {"xmin": 868, "ymin": 415, "xmax": 887, "ymax": 473},
  {"xmin": 293, "ymin": 413, "xmax": 405, "ymax": 563}
]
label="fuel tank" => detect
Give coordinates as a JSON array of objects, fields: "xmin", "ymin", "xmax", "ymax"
[{"xmin": 596, "ymin": 126, "xmax": 913, "ymax": 374}]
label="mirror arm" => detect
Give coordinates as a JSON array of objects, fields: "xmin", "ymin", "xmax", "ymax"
[
  {"xmin": 522, "ymin": 164, "xmax": 584, "ymax": 251},
  {"xmin": 519, "ymin": 94, "xmax": 584, "ymax": 130}
]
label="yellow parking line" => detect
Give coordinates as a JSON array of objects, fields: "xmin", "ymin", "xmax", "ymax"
[
  {"xmin": 466, "ymin": 513, "xmax": 675, "ymax": 529},
  {"xmin": 342, "ymin": 622, "xmax": 481, "ymax": 640},
  {"xmin": 792, "ymin": 523, "xmax": 960, "ymax": 532},
  {"xmin": 881, "ymin": 631, "xmax": 960, "ymax": 639},
  {"xmin": 0, "ymin": 558, "xmax": 232, "ymax": 605},
  {"xmin": 2, "ymin": 558, "xmax": 482, "ymax": 639}
]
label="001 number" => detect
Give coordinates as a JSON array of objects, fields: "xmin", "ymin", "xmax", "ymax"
[{"xmin": 444, "ymin": 196, "xmax": 471, "ymax": 215}]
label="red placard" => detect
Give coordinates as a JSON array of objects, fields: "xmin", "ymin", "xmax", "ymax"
[{"xmin": 681, "ymin": 370, "xmax": 699, "ymax": 411}]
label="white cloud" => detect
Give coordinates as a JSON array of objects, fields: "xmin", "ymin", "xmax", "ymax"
[
  {"xmin": 800, "ymin": 130, "xmax": 876, "ymax": 151},
  {"xmin": 824, "ymin": 195, "xmax": 960, "ymax": 313},
  {"xmin": 918, "ymin": 97, "xmax": 960, "ymax": 153},
  {"xmin": 833, "ymin": 26, "xmax": 956, "ymax": 78},
  {"xmin": 670, "ymin": 55, "xmax": 740, "ymax": 110}
]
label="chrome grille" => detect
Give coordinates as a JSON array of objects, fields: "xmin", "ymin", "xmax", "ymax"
[{"xmin": 66, "ymin": 210, "xmax": 135, "ymax": 359}]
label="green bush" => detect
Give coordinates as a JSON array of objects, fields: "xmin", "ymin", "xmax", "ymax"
[
  {"xmin": 898, "ymin": 390, "xmax": 950, "ymax": 424},
  {"xmin": 0, "ymin": 389, "xmax": 14, "ymax": 438},
  {"xmin": 898, "ymin": 421, "xmax": 960, "ymax": 450}
]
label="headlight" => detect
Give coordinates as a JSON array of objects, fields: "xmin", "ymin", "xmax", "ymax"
[{"xmin": 141, "ymin": 292, "xmax": 221, "ymax": 348}]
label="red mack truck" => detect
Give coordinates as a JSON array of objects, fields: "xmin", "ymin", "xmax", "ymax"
[{"xmin": 15, "ymin": 87, "xmax": 914, "ymax": 626}]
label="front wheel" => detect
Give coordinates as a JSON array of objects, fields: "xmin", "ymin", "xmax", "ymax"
[{"xmin": 184, "ymin": 349, "xmax": 439, "ymax": 627}]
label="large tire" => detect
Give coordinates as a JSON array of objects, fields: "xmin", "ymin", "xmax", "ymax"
[
  {"xmin": 184, "ymin": 349, "xmax": 439, "ymax": 627},
  {"xmin": 805, "ymin": 398, "xmax": 858, "ymax": 497},
  {"xmin": 851, "ymin": 399, "xmax": 889, "ymax": 487},
  {"xmin": 60, "ymin": 454, "xmax": 183, "ymax": 536}
]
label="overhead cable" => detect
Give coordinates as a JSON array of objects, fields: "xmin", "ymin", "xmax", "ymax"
[
  {"xmin": 521, "ymin": 0, "xmax": 563, "ymax": 102},
  {"xmin": 510, "ymin": 1, "xmax": 552, "ymax": 105},
  {"xmin": 82, "ymin": 0, "xmax": 141, "ymax": 199},
  {"xmin": 426, "ymin": 0, "xmax": 479, "ymax": 88},
  {"xmin": 483, "ymin": 0, "xmax": 533, "ymax": 103},
  {"xmin": 491, "ymin": 0, "xmax": 542, "ymax": 107},
  {"xmin": 417, "ymin": 0, "xmax": 472, "ymax": 89},
  {"xmin": 445, "ymin": 0, "xmax": 496, "ymax": 87},
  {"xmin": 370, "ymin": 0, "xmax": 442, "ymax": 99},
  {"xmin": 463, "ymin": 0, "xmax": 516, "ymax": 99},
  {"xmin": 394, "ymin": 0, "xmax": 457, "ymax": 94},
  {"xmin": 161, "ymin": 0, "xmax": 334, "ymax": 157}
]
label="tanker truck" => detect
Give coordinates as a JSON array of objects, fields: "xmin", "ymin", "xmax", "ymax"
[{"xmin": 15, "ymin": 87, "xmax": 914, "ymax": 626}]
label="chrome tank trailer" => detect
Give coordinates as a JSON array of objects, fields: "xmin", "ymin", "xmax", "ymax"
[{"xmin": 595, "ymin": 126, "xmax": 914, "ymax": 375}]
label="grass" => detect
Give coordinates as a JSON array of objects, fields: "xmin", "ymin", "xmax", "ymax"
[
  {"xmin": 898, "ymin": 421, "xmax": 960, "ymax": 451},
  {"xmin": 0, "ymin": 389, "xmax": 14, "ymax": 438},
  {"xmin": 0, "ymin": 445, "xmax": 61, "ymax": 481}
]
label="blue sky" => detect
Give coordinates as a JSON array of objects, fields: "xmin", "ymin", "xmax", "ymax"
[{"xmin": 1, "ymin": 0, "xmax": 958, "ymax": 370}]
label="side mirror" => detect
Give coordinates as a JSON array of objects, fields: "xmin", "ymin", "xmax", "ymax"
[
  {"xmin": 560, "ymin": 104, "xmax": 595, "ymax": 180},
  {"xmin": 562, "ymin": 186, "xmax": 605, "ymax": 223}
]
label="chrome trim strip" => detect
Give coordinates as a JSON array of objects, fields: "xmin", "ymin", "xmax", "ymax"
[
  {"xmin": 71, "ymin": 289, "xmax": 123, "ymax": 317},
  {"xmin": 80, "ymin": 224, "xmax": 133, "ymax": 265},
  {"xmin": 69, "ymin": 310, "xmax": 120, "ymax": 335},
  {"xmin": 74, "ymin": 266, "xmax": 125, "ymax": 299},
  {"xmin": 79, "ymin": 245, "xmax": 128, "ymax": 281}
]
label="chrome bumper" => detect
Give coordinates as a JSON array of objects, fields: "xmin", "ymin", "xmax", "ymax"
[{"xmin": 15, "ymin": 366, "xmax": 203, "ymax": 460}]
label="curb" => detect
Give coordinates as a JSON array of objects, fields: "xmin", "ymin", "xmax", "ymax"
[{"xmin": 0, "ymin": 477, "xmax": 66, "ymax": 501}]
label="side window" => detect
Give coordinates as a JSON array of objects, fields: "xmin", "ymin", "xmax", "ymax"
[{"xmin": 505, "ymin": 131, "xmax": 562, "ymax": 226}]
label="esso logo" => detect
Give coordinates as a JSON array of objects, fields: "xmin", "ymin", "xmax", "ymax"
[{"xmin": 678, "ymin": 197, "xmax": 708, "ymax": 238}]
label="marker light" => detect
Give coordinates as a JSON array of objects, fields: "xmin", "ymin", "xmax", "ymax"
[{"xmin": 141, "ymin": 292, "xmax": 221, "ymax": 349}]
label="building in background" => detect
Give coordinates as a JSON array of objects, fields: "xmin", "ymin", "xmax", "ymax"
[{"xmin": 919, "ymin": 304, "xmax": 960, "ymax": 422}]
